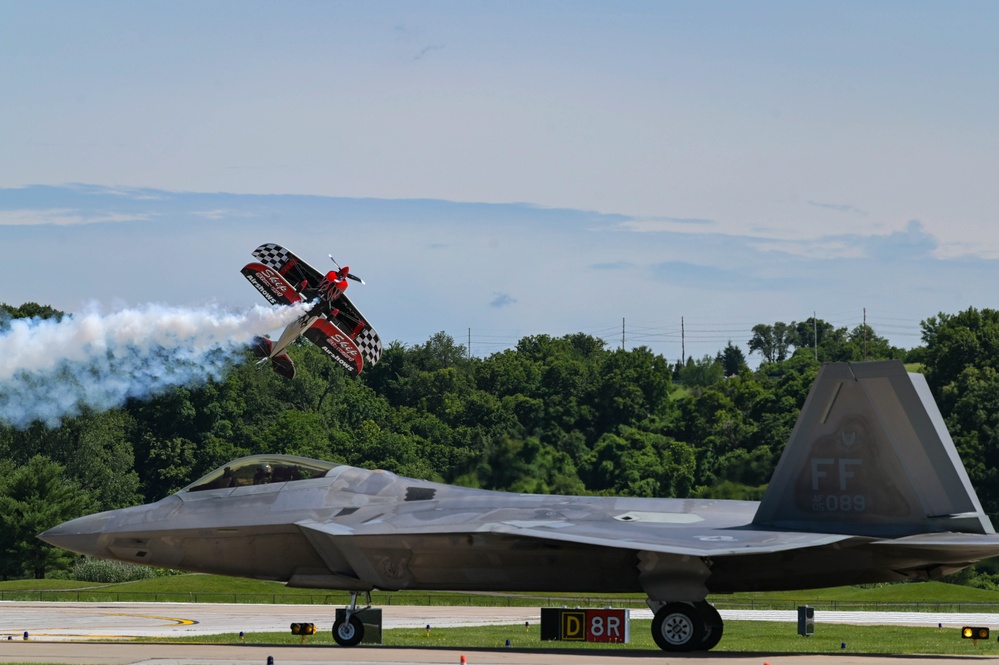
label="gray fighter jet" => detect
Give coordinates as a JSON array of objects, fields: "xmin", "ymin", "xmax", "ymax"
[{"xmin": 39, "ymin": 361, "xmax": 999, "ymax": 652}]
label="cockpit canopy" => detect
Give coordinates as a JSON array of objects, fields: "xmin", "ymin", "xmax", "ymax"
[{"xmin": 183, "ymin": 454, "xmax": 339, "ymax": 492}]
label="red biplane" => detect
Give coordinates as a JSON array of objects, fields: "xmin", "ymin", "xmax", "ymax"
[{"xmin": 241, "ymin": 243, "xmax": 382, "ymax": 379}]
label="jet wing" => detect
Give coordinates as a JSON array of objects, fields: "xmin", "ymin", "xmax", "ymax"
[
  {"xmin": 297, "ymin": 518, "xmax": 859, "ymax": 559},
  {"xmin": 475, "ymin": 522, "xmax": 857, "ymax": 557}
]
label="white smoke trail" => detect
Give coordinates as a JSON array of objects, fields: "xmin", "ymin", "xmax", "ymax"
[{"xmin": 0, "ymin": 302, "xmax": 308, "ymax": 429}]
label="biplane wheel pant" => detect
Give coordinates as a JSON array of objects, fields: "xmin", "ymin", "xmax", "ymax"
[{"xmin": 649, "ymin": 601, "xmax": 723, "ymax": 652}]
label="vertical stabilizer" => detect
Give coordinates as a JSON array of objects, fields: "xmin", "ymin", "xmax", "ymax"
[{"xmin": 753, "ymin": 361, "xmax": 993, "ymax": 537}]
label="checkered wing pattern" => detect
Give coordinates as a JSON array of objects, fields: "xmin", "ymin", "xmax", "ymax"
[
  {"xmin": 354, "ymin": 325, "xmax": 383, "ymax": 368},
  {"xmin": 252, "ymin": 243, "xmax": 293, "ymax": 270},
  {"xmin": 251, "ymin": 243, "xmax": 323, "ymax": 286}
]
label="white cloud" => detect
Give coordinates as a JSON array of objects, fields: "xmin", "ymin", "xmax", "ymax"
[
  {"xmin": 193, "ymin": 209, "xmax": 258, "ymax": 220},
  {"xmin": 0, "ymin": 209, "xmax": 80, "ymax": 226},
  {"xmin": 489, "ymin": 292, "xmax": 517, "ymax": 308},
  {"xmin": 748, "ymin": 238, "xmax": 867, "ymax": 260},
  {"xmin": 0, "ymin": 209, "xmax": 152, "ymax": 226},
  {"xmin": 807, "ymin": 200, "xmax": 868, "ymax": 217}
]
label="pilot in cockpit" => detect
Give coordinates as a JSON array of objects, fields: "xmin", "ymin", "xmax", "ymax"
[{"xmin": 253, "ymin": 464, "xmax": 273, "ymax": 484}]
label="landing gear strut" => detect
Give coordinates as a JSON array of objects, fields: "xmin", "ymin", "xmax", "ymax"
[
  {"xmin": 650, "ymin": 601, "xmax": 723, "ymax": 652},
  {"xmin": 332, "ymin": 591, "xmax": 371, "ymax": 647}
]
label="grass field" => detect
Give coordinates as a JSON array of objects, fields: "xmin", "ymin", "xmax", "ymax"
[{"xmin": 131, "ymin": 621, "xmax": 999, "ymax": 656}]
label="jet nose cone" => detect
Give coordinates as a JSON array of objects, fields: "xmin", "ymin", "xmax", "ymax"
[{"xmin": 38, "ymin": 512, "xmax": 112, "ymax": 557}]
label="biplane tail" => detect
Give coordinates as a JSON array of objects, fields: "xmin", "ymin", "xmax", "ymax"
[
  {"xmin": 753, "ymin": 361, "xmax": 994, "ymax": 538},
  {"xmin": 251, "ymin": 336, "xmax": 273, "ymax": 359},
  {"xmin": 270, "ymin": 353, "xmax": 296, "ymax": 380},
  {"xmin": 249, "ymin": 336, "xmax": 297, "ymax": 379}
]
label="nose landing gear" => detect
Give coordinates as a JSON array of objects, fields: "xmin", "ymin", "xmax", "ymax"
[{"xmin": 332, "ymin": 591, "xmax": 371, "ymax": 647}]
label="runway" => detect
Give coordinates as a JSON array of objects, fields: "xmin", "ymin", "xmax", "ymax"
[
  {"xmin": 2, "ymin": 602, "xmax": 998, "ymax": 665},
  {"xmin": 5, "ymin": 601, "xmax": 999, "ymax": 640},
  {"xmin": 2, "ymin": 641, "xmax": 996, "ymax": 665},
  {"xmin": 0, "ymin": 602, "xmax": 540, "ymax": 640}
]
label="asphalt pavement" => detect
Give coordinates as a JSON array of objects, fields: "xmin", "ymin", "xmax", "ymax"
[{"xmin": 2, "ymin": 602, "xmax": 998, "ymax": 665}]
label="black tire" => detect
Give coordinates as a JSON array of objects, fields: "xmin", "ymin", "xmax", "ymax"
[
  {"xmin": 651, "ymin": 603, "xmax": 705, "ymax": 652},
  {"xmin": 695, "ymin": 601, "xmax": 724, "ymax": 651},
  {"xmin": 332, "ymin": 615, "xmax": 364, "ymax": 647}
]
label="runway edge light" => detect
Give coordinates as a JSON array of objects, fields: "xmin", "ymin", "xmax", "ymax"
[
  {"xmin": 962, "ymin": 626, "xmax": 989, "ymax": 640},
  {"xmin": 290, "ymin": 623, "xmax": 315, "ymax": 636}
]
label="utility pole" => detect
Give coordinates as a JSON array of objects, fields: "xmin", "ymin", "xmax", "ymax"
[
  {"xmin": 863, "ymin": 308, "xmax": 868, "ymax": 361},
  {"xmin": 621, "ymin": 317, "xmax": 625, "ymax": 351},
  {"xmin": 467, "ymin": 328, "xmax": 471, "ymax": 360},
  {"xmin": 681, "ymin": 316, "xmax": 685, "ymax": 362},
  {"xmin": 813, "ymin": 311, "xmax": 818, "ymax": 360}
]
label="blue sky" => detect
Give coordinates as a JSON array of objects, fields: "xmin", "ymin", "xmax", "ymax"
[{"xmin": 2, "ymin": 2, "xmax": 998, "ymax": 364}]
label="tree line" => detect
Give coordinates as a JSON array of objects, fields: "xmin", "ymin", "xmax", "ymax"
[{"xmin": 2, "ymin": 302, "xmax": 998, "ymax": 581}]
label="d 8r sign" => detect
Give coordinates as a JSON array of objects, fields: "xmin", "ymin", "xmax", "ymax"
[{"xmin": 540, "ymin": 608, "xmax": 630, "ymax": 643}]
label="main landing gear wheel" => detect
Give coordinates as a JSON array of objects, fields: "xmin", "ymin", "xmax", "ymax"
[
  {"xmin": 332, "ymin": 615, "xmax": 364, "ymax": 646},
  {"xmin": 651, "ymin": 603, "xmax": 705, "ymax": 652},
  {"xmin": 695, "ymin": 601, "xmax": 724, "ymax": 651}
]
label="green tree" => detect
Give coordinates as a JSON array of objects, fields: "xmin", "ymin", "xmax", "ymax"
[
  {"xmin": 255, "ymin": 410, "xmax": 332, "ymax": 460},
  {"xmin": 460, "ymin": 436, "xmax": 583, "ymax": 495},
  {"xmin": 140, "ymin": 435, "xmax": 197, "ymax": 498},
  {"xmin": 0, "ymin": 455, "xmax": 91, "ymax": 579},
  {"xmin": 409, "ymin": 331, "xmax": 469, "ymax": 373},
  {"xmin": 580, "ymin": 426, "xmax": 695, "ymax": 497},
  {"xmin": 595, "ymin": 347, "xmax": 673, "ymax": 433},
  {"xmin": 934, "ymin": 366, "xmax": 999, "ymax": 515},
  {"xmin": 841, "ymin": 324, "xmax": 899, "ymax": 362},
  {"xmin": 788, "ymin": 317, "xmax": 850, "ymax": 361},
  {"xmin": 0, "ymin": 302, "xmax": 65, "ymax": 327},
  {"xmin": 748, "ymin": 322, "xmax": 794, "ymax": 364},
  {"xmin": 716, "ymin": 341, "xmax": 747, "ymax": 377},
  {"xmin": 360, "ymin": 340, "xmax": 408, "ymax": 403},
  {"xmin": 918, "ymin": 310, "xmax": 999, "ymax": 529},
  {"xmin": 44, "ymin": 411, "xmax": 141, "ymax": 511},
  {"xmin": 921, "ymin": 308, "xmax": 999, "ymax": 395},
  {"xmin": 679, "ymin": 354, "xmax": 725, "ymax": 388}
]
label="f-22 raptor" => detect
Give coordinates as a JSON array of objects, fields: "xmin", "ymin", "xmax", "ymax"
[{"xmin": 39, "ymin": 361, "xmax": 999, "ymax": 652}]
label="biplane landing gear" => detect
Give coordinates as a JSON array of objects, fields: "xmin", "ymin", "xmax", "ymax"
[
  {"xmin": 649, "ymin": 601, "xmax": 723, "ymax": 652},
  {"xmin": 332, "ymin": 591, "xmax": 370, "ymax": 647}
]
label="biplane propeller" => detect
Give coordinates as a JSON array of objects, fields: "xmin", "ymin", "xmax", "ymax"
[{"xmin": 329, "ymin": 255, "xmax": 364, "ymax": 284}]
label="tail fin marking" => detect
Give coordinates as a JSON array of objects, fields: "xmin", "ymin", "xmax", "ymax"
[{"xmin": 753, "ymin": 361, "xmax": 993, "ymax": 537}]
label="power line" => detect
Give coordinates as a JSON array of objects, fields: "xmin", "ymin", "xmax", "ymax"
[{"xmin": 413, "ymin": 310, "xmax": 926, "ymax": 361}]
